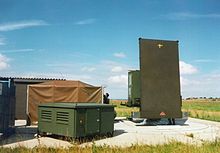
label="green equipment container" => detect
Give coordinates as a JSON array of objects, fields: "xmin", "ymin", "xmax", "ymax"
[
  {"xmin": 0, "ymin": 81, "xmax": 15, "ymax": 138},
  {"xmin": 38, "ymin": 103, "xmax": 115, "ymax": 138},
  {"xmin": 128, "ymin": 70, "xmax": 141, "ymax": 107}
]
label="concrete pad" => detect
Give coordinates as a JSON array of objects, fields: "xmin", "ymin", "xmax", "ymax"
[
  {"xmin": 83, "ymin": 118, "xmax": 220, "ymax": 147},
  {"xmin": 1, "ymin": 121, "xmax": 72, "ymax": 149},
  {"xmin": 1, "ymin": 118, "xmax": 220, "ymax": 148}
]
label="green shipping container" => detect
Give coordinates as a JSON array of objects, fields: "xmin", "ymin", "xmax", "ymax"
[
  {"xmin": 128, "ymin": 70, "xmax": 141, "ymax": 107},
  {"xmin": 38, "ymin": 103, "xmax": 115, "ymax": 138}
]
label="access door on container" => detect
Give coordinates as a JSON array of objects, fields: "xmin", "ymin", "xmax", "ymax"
[{"xmin": 85, "ymin": 108, "xmax": 100, "ymax": 135}]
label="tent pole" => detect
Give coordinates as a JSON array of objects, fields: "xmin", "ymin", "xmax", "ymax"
[{"xmin": 101, "ymin": 86, "xmax": 104, "ymax": 104}]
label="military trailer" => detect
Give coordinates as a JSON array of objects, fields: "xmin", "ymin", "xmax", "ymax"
[
  {"xmin": 38, "ymin": 103, "xmax": 115, "ymax": 138},
  {"xmin": 128, "ymin": 70, "xmax": 141, "ymax": 107},
  {"xmin": 139, "ymin": 38, "xmax": 182, "ymax": 120},
  {"xmin": 0, "ymin": 81, "xmax": 15, "ymax": 139}
]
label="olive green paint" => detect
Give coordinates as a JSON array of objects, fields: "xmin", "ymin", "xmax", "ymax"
[
  {"xmin": 139, "ymin": 38, "xmax": 182, "ymax": 119},
  {"xmin": 128, "ymin": 70, "xmax": 141, "ymax": 107},
  {"xmin": 38, "ymin": 103, "xmax": 115, "ymax": 138}
]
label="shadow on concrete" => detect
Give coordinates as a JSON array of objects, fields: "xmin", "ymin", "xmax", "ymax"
[
  {"xmin": 0, "ymin": 125, "xmax": 37, "ymax": 146},
  {"xmin": 135, "ymin": 118, "xmax": 189, "ymax": 126},
  {"xmin": 114, "ymin": 118, "xmax": 127, "ymax": 123},
  {"xmin": 37, "ymin": 128, "xmax": 126, "ymax": 144},
  {"xmin": 175, "ymin": 118, "xmax": 189, "ymax": 126},
  {"xmin": 113, "ymin": 129, "xmax": 127, "ymax": 137}
]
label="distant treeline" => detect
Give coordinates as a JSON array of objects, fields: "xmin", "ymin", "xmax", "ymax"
[{"xmin": 184, "ymin": 97, "xmax": 220, "ymax": 101}]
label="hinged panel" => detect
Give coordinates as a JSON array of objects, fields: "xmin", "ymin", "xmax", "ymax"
[{"xmin": 86, "ymin": 108, "xmax": 100, "ymax": 134}]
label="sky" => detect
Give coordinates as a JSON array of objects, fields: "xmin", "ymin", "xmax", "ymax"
[{"xmin": 0, "ymin": 0, "xmax": 220, "ymax": 99}]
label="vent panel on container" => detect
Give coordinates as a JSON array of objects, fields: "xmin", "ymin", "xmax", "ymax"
[
  {"xmin": 41, "ymin": 110, "xmax": 52, "ymax": 122},
  {"xmin": 56, "ymin": 111, "xmax": 69, "ymax": 124}
]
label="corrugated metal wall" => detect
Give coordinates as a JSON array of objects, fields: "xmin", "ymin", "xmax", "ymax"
[{"xmin": 0, "ymin": 81, "xmax": 15, "ymax": 136}]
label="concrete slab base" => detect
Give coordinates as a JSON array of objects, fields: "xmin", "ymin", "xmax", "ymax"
[{"xmin": 1, "ymin": 118, "xmax": 220, "ymax": 148}]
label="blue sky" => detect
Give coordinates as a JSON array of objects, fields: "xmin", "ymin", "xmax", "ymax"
[{"xmin": 0, "ymin": 0, "xmax": 220, "ymax": 99}]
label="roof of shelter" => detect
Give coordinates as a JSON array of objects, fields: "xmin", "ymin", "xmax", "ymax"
[
  {"xmin": 0, "ymin": 76, "xmax": 65, "ymax": 81},
  {"xmin": 29, "ymin": 80, "xmax": 98, "ymax": 87}
]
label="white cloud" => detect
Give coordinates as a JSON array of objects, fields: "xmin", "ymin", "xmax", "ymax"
[
  {"xmin": 46, "ymin": 63, "xmax": 74, "ymax": 67},
  {"xmin": 0, "ymin": 37, "xmax": 6, "ymax": 45},
  {"xmin": 113, "ymin": 52, "xmax": 126, "ymax": 58},
  {"xmin": 70, "ymin": 52, "xmax": 93, "ymax": 58},
  {"xmin": 111, "ymin": 66, "xmax": 123, "ymax": 73},
  {"xmin": 194, "ymin": 59, "xmax": 216, "ymax": 63},
  {"xmin": 0, "ymin": 20, "xmax": 48, "ymax": 32},
  {"xmin": 81, "ymin": 67, "xmax": 96, "ymax": 72},
  {"xmin": 180, "ymin": 76, "xmax": 189, "ymax": 86},
  {"xmin": 101, "ymin": 60, "xmax": 118, "ymax": 66},
  {"xmin": 0, "ymin": 54, "xmax": 10, "ymax": 70},
  {"xmin": 179, "ymin": 61, "xmax": 198, "ymax": 75},
  {"xmin": 164, "ymin": 12, "xmax": 220, "ymax": 20},
  {"xmin": 208, "ymin": 74, "xmax": 220, "ymax": 80},
  {"xmin": 180, "ymin": 76, "xmax": 200, "ymax": 87},
  {"xmin": 0, "ymin": 48, "xmax": 35, "ymax": 53},
  {"xmin": 108, "ymin": 75, "xmax": 127, "ymax": 86},
  {"xmin": 181, "ymin": 73, "xmax": 220, "ymax": 98},
  {"xmin": 75, "ymin": 18, "xmax": 96, "ymax": 25},
  {"xmin": 101, "ymin": 60, "xmax": 134, "ymax": 73}
]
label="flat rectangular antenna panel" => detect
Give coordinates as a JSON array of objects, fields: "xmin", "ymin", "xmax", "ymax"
[{"xmin": 139, "ymin": 38, "xmax": 182, "ymax": 118}]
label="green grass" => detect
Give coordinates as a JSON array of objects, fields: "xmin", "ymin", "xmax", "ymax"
[
  {"xmin": 110, "ymin": 100, "xmax": 139, "ymax": 117},
  {"xmin": 182, "ymin": 100, "xmax": 220, "ymax": 111},
  {"xmin": 1, "ymin": 141, "xmax": 220, "ymax": 153},
  {"xmin": 111, "ymin": 99, "xmax": 220, "ymax": 122},
  {"xmin": 182, "ymin": 99, "xmax": 220, "ymax": 122}
]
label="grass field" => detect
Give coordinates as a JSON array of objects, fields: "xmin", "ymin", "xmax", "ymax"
[
  {"xmin": 182, "ymin": 99, "xmax": 220, "ymax": 122},
  {"xmin": 110, "ymin": 100, "xmax": 139, "ymax": 117},
  {"xmin": 0, "ymin": 141, "xmax": 220, "ymax": 153},
  {"xmin": 111, "ymin": 99, "xmax": 220, "ymax": 122}
]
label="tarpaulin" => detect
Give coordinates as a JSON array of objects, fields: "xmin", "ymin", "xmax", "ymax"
[{"xmin": 27, "ymin": 80, "xmax": 102, "ymax": 122}]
